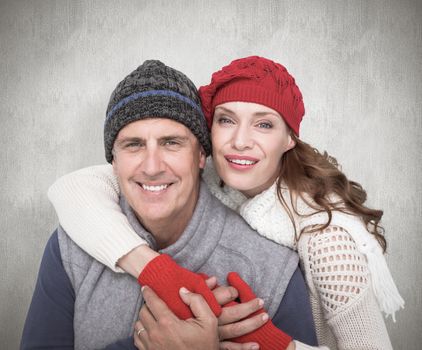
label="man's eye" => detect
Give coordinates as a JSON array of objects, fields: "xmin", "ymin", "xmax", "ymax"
[
  {"xmin": 163, "ymin": 140, "xmax": 182, "ymax": 147},
  {"xmin": 126, "ymin": 142, "xmax": 139, "ymax": 147},
  {"xmin": 124, "ymin": 142, "xmax": 142, "ymax": 151}
]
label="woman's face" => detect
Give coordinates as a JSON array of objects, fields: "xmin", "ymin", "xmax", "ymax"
[{"xmin": 211, "ymin": 101, "xmax": 295, "ymax": 197}]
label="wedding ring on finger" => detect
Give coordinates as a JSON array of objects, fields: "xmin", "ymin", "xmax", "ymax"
[{"xmin": 137, "ymin": 327, "xmax": 146, "ymax": 336}]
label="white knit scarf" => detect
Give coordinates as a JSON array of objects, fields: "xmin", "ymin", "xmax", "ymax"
[{"xmin": 203, "ymin": 159, "xmax": 404, "ymax": 321}]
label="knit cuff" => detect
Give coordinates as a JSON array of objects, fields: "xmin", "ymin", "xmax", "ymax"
[
  {"xmin": 253, "ymin": 321, "xmax": 292, "ymax": 349},
  {"xmin": 138, "ymin": 254, "xmax": 176, "ymax": 284}
]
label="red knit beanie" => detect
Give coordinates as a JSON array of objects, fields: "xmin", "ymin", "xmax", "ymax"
[{"xmin": 199, "ymin": 56, "xmax": 305, "ymax": 136}]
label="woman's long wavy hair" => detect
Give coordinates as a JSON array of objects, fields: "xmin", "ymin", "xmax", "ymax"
[{"xmin": 278, "ymin": 134, "xmax": 387, "ymax": 252}]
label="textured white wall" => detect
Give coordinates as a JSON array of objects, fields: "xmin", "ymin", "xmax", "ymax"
[{"xmin": 1, "ymin": 0, "xmax": 421, "ymax": 348}]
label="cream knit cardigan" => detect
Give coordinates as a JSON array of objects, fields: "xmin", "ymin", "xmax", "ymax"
[
  {"xmin": 48, "ymin": 162, "xmax": 403, "ymax": 350},
  {"xmin": 202, "ymin": 161, "xmax": 402, "ymax": 350}
]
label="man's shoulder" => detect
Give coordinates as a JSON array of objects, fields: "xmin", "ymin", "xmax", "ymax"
[
  {"xmin": 37, "ymin": 229, "xmax": 70, "ymax": 278},
  {"xmin": 56, "ymin": 226, "xmax": 94, "ymax": 271},
  {"xmin": 56, "ymin": 226, "xmax": 106, "ymax": 291}
]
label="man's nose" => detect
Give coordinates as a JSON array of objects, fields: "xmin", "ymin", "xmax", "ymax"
[
  {"xmin": 141, "ymin": 147, "xmax": 165, "ymax": 177},
  {"xmin": 232, "ymin": 125, "xmax": 254, "ymax": 150}
]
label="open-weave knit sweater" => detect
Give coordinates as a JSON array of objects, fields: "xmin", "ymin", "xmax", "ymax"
[{"xmin": 48, "ymin": 162, "xmax": 403, "ymax": 350}]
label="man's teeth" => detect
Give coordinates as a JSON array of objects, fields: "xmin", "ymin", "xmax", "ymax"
[
  {"xmin": 229, "ymin": 159, "xmax": 257, "ymax": 165},
  {"xmin": 142, "ymin": 184, "xmax": 169, "ymax": 192}
]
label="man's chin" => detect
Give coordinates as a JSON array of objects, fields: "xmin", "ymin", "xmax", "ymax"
[{"xmin": 132, "ymin": 204, "xmax": 170, "ymax": 222}]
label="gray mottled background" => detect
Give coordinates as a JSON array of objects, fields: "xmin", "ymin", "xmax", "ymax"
[{"xmin": 1, "ymin": 0, "xmax": 421, "ymax": 348}]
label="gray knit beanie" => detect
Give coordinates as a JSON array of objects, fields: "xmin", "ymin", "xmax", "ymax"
[{"xmin": 104, "ymin": 60, "xmax": 210, "ymax": 163}]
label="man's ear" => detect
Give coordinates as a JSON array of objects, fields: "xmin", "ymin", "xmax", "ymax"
[
  {"xmin": 199, "ymin": 146, "xmax": 206, "ymax": 169},
  {"xmin": 111, "ymin": 151, "xmax": 117, "ymax": 174}
]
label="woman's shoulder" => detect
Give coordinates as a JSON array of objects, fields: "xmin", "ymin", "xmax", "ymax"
[{"xmin": 298, "ymin": 225, "xmax": 364, "ymax": 254}]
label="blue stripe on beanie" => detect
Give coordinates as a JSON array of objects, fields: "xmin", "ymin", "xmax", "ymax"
[{"xmin": 106, "ymin": 89, "xmax": 204, "ymax": 122}]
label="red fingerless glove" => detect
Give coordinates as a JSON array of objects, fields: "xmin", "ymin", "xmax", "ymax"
[
  {"xmin": 138, "ymin": 254, "xmax": 222, "ymax": 319},
  {"xmin": 227, "ymin": 272, "xmax": 292, "ymax": 350}
]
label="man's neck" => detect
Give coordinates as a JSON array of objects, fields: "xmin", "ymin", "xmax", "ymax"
[
  {"xmin": 135, "ymin": 211, "xmax": 193, "ymax": 250},
  {"xmin": 147, "ymin": 220, "xmax": 185, "ymax": 250}
]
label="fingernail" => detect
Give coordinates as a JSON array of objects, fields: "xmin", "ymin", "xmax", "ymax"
[
  {"xmin": 251, "ymin": 345, "xmax": 260, "ymax": 350},
  {"xmin": 257, "ymin": 298, "xmax": 264, "ymax": 307},
  {"xmin": 262, "ymin": 313, "xmax": 269, "ymax": 322},
  {"xmin": 141, "ymin": 286, "xmax": 145, "ymax": 293},
  {"xmin": 180, "ymin": 287, "xmax": 189, "ymax": 294}
]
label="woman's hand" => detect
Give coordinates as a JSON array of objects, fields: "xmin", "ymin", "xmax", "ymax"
[
  {"xmin": 222, "ymin": 272, "xmax": 293, "ymax": 350},
  {"xmin": 204, "ymin": 276, "xmax": 268, "ymax": 350},
  {"xmin": 138, "ymin": 255, "xmax": 222, "ymax": 319}
]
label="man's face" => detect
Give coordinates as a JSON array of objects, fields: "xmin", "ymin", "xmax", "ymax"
[{"xmin": 112, "ymin": 118, "xmax": 206, "ymax": 234}]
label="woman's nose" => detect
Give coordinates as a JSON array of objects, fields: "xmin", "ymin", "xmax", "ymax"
[{"xmin": 232, "ymin": 125, "xmax": 254, "ymax": 150}]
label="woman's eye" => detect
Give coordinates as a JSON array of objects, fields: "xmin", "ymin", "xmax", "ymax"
[
  {"xmin": 217, "ymin": 116, "xmax": 234, "ymax": 124},
  {"xmin": 257, "ymin": 122, "xmax": 272, "ymax": 129}
]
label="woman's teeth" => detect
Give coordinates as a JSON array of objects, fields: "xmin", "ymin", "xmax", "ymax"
[{"xmin": 229, "ymin": 159, "xmax": 257, "ymax": 165}]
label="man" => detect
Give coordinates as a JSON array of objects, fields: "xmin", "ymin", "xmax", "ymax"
[{"xmin": 21, "ymin": 60, "xmax": 317, "ymax": 349}]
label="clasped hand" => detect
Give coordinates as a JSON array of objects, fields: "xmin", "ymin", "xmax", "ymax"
[{"xmin": 134, "ymin": 275, "xmax": 268, "ymax": 350}]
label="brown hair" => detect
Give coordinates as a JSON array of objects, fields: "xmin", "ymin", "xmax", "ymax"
[{"xmin": 277, "ymin": 134, "xmax": 387, "ymax": 252}]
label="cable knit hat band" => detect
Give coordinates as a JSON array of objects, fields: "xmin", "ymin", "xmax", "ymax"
[
  {"xmin": 199, "ymin": 56, "xmax": 305, "ymax": 136},
  {"xmin": 211, "ymin": 83, "xmax": 301, "ymax": 135},
  {"xmin": 104, "ymin": 60, "xmax": 210, "ymax": 163}
]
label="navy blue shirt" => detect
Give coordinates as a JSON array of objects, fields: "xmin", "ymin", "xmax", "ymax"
[{"xmin": 21, "ymin": 231, "xmax": 317, "ymax": 349}]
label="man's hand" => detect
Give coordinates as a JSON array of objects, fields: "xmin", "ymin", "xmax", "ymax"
[{"xmin": 134, "ymin": 286, "xmax": 219, "ymax": 350}]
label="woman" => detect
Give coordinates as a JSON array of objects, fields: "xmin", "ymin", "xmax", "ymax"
[{"xmin": 48, "ymin": 56, "xmax": 403, "ymax": 349}]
